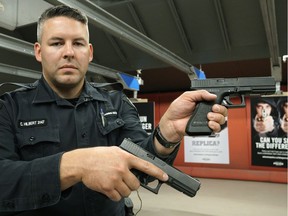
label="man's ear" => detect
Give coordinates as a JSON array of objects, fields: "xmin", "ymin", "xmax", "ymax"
[
  {"xmin": 89, "ymin": 43, "xmax": 93, "ymax": 62},
  {"xmin": 34, "ymin": 42, "xmax": 42, "ymax": 62}
]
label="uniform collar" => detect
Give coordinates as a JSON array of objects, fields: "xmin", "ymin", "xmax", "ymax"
[
  {"xmin": 81, "ymin": 81, "xmax": 108, "ymax": 102},
  {"xmin": 32, "ymin": 77, "xmax": 108, "ymax": 105}
]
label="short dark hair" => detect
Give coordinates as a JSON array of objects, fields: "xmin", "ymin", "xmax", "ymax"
[{"xmin": 37, "ymin": 5, "xmax": 89, "ymax": 42}]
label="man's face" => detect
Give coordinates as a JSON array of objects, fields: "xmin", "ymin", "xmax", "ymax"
[
  {"xmin": 256, "ymin": 103, "xmax": 272, "ymax": 117},
  {"xmin": 34, "ymin": 16, "xmax": 93, "ymax": 92},
  {"xmin": 283, "ymin": 102, "xmax": 288, "ymax": 115}
]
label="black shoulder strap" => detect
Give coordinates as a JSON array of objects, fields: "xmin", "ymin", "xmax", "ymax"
[
  {"xmin": 90, "ymin": 82, "xmax": 123, "ymax": 91},
  {"xmin": 0, "ymin": 81, "xmax": 38, "ymax": 90}
]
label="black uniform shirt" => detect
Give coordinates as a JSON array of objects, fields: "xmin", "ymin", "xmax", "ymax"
[{"xmin": 0, "ymin": 77, "xmax": 177, "ymax": 216}]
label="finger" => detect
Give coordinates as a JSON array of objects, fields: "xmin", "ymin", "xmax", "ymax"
[
  {"xmin": 212, "ymin": 104, "xmax": 228, "ymax": 117},
  {"xmin": 123, "ymin": 171, "xmax": 141, "ymax": 191},
  {"xmin": 106, "ymin": 189, "xmax": 122, "ymax": 202},
  {"xmin": 208, "ymin": 121, "xmax": 221, "ymax": 133},
  {"xmin": 115, "ymin": 181, "xmax": 133, "ymax": 198},
  {"xmin": 194, "ymin": 90, "xmax": 217, "ymax": 101},
  {"xmin": 130, "ymin": 156, "xmax": 168, "ymax": 182},
  {"xmin": 207, "ymin": 112, "xmax": 226, "ymax": 125},
  {"xmin": 207, "ymin": 109, "xmax": 227, "ymax": 132}
]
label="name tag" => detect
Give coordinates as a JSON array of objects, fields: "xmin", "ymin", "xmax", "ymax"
[{"xmin": 18, "ymin": 119, "xmax": 47, "ymax": 128}]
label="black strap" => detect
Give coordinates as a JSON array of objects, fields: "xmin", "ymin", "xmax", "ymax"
[
  {"xmin": 90, "ymin": 82, "xmax": 123, "ymax": 91},
  {"xmin": 0, "ymin": 81, "xmax": 38, "ymax": 89}
]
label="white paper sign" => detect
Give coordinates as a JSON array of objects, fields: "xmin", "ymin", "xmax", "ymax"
[{"xmin": 184, "ymin": 128, "xmax": 230, "ymax": 164}]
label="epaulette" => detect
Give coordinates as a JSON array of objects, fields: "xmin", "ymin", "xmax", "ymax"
[
  {"xmin": 0, "ymin": 81, "xmax": 38, "ymax": 92},
  {"xmin": 90, "ymin": 82, "xmax": 123, "ymax": 91}
]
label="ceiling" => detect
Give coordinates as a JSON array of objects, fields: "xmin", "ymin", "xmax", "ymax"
[{"xmin": 0, "ymin": 0, "xmax": 287, "ymax": 94}]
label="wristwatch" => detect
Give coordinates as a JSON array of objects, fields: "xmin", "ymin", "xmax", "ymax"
[{"xmin": 154, "ymin": 125, "xmax": 181, "ymax": 148}]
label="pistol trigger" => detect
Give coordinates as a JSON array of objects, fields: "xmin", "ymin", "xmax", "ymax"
[
  {"xmin": 223, "ymin": 96, "xmax": 233, "ymax": 107},
  {"xmin": 240, "ymin": 95, "xmax": 246, "ymax": 106}
]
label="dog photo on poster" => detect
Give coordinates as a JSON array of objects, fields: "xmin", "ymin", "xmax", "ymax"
[{"xmin": 251, "ymin": 95, "xmax": 288, "ymax": 168}]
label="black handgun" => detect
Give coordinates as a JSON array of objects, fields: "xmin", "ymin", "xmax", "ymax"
[
  {"xmin": 185, "ymin": 76, "xmax": 276, "ymax": 136},
  {"xmin": 120, "ymin": 138, "xmax": 201, "ymax": 197}
]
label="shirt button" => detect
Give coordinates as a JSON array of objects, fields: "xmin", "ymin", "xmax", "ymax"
[
  {"xmin": 41, "ymin": 194, "xmax": 51, "ymax": 203},
  {"xmin": 29, "ymin": 136, "xmax": 35, "ymax": 142},
  {"xmin": 82, "ymin": 133, "xmax": 87, "ymax": 138},
  {"xmin": 116, "ymin": 120, "xmax": 123, "ymax": 125}
]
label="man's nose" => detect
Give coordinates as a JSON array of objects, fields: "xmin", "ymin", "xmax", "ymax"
[{"xmin": 63, "ymin": 43, "xmax": 75, "ymax": 58}]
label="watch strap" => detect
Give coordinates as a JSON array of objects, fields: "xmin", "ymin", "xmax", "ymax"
[{"xmin": 154, "ymin": 125, "xmax": 181, "ymax": 148}]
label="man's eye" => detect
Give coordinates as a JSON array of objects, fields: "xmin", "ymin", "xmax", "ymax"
[
  {"xmin": 74, "ymin": 42, "xmax": 84, "ymax": 46},
  {"xmin": 51, "ymin": 42, "xmax": 62, "ymax": 46}
]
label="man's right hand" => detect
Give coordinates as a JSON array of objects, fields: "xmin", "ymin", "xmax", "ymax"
[{"xmin": 59, "ymin": 146, "xmax": 168, "ymax": 201}]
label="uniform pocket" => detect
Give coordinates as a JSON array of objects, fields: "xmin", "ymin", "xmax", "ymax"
[
  {"xmin": 16, "ymin": 127, "xmax": 60, "ymax": 160},
  {"xmin": 96, "ymin": 111, "xmax": 125, "ymax": 136}
]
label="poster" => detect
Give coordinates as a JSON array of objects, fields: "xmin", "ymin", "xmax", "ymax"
[
  {"xmin": 251, "ymin": 95, "xmax": 288, "ymax": 168},
  {"xmin": 133, "ymin": 102, "xmax": 155, "ymax": 135},
  {"xmin": 184, "ymin": 127, "xmax": 229, "ymax": 164}
]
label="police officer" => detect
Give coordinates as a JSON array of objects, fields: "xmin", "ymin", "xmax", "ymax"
[{"xmin": 0, "ymin": 5, "xmax": 227, "ymax": 216}]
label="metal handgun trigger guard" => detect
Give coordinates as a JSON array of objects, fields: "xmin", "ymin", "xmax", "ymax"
[
  {"xmin": 140, "ymin": 180, "xmax": 163, "ymax": 194},
  {"xmin": 223, "ymin": 95, "xmax": 246, "ymax": 108}
]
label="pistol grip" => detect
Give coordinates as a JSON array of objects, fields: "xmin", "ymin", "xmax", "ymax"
[{"xmin": 185, "ymin": 101, "xmax": 214, "ymax": 136}]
